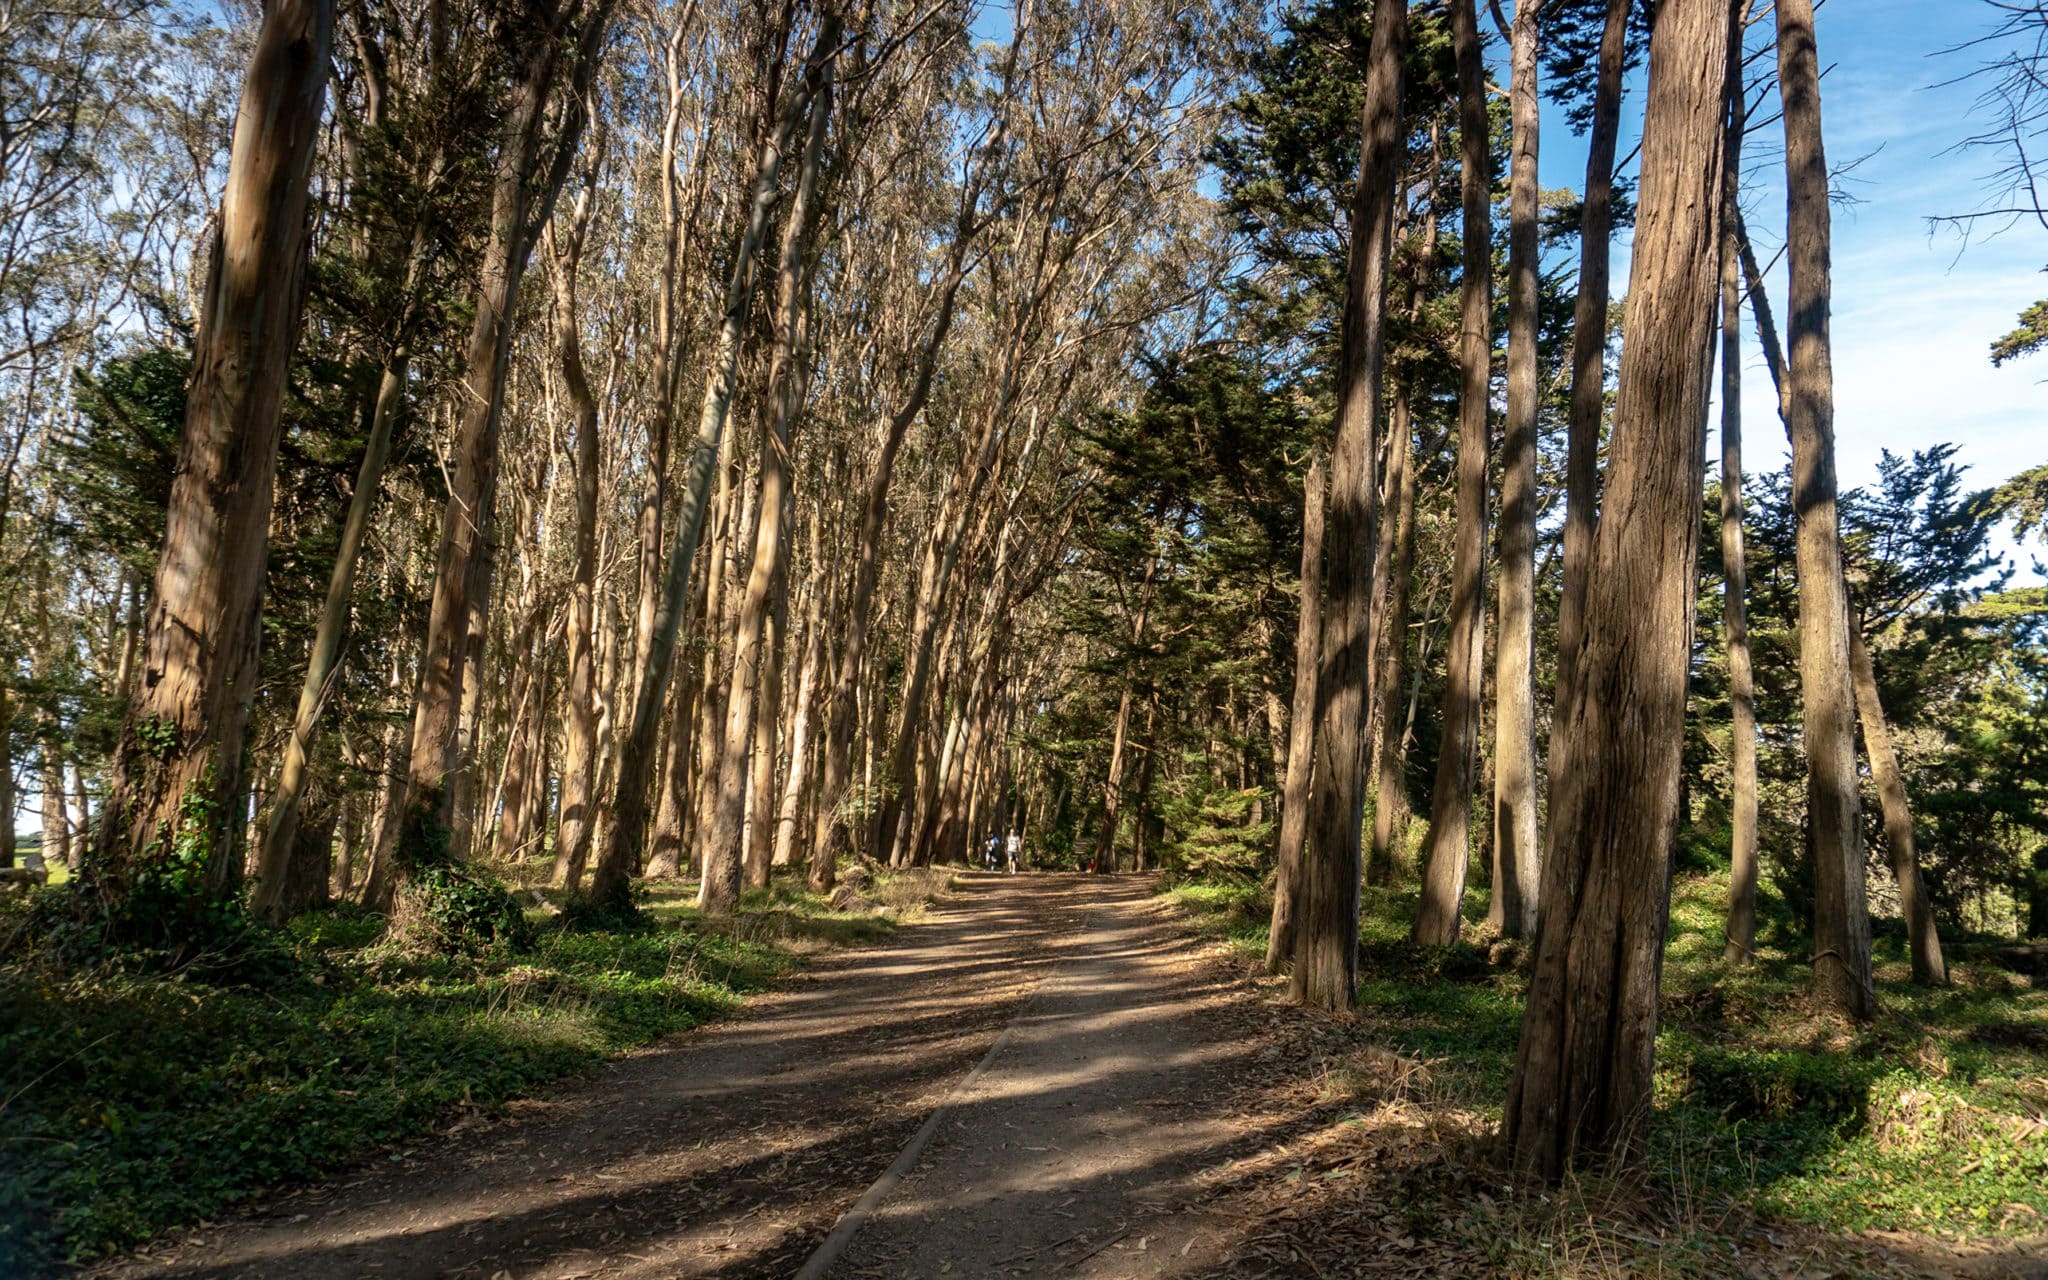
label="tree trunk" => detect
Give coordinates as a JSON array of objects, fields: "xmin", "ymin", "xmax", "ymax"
[
  {"xmin": 278, "ymin": 797, "xmax": 335, "ymax": 917},
  {"xmin": 0, "ymin": 682, "xmax": 14, "ymax": 869},
  {"xmin": 41, "ymin": 744, "xmax": 70, "ymax": 872},
  {"xmin": 1413, "ymin": 0, "xmax": 1493, "ymax": 948},
  {"xmin": 1503, "ymin": 0, "xmax": 1727, "ymax": 1179},
  {"xmin": 550, "ymin": 193, "xmax": 605, "ymax": 893},
  {"xmin": 1719, "ymin": 11, "xmax": 1761, "ymax": 965},
  {"xmin": 253, "ymin": 225, "xmax": 431, "ymax": 922},
  {"xmin": 1848, "ymin": 628, "xmax": 1947, "ymax": 985},
  {"xmin": 1292, "ymin": 0, "xmax": 1407, "ymax": 1013},
  {"xmin": 1370, "ymin": 393, "xmax": 1418, "ymax": 885},
  {"xmin": 647, "ymin": 587, "xmax": 706, "ymax": 878},
  {"xmin": 594, "ymin": 19, "xmax": 840, "ymax": 907},
  {"xmin": 1778, "ymin": 0, "xmax": 1876, "ymax": 1022},
  {"xmin": 710, "ymin": 72, "xmax": 829, "ymax": 899},
  {"xmin": 395, "ymin": 2, "xmax": 608, "ymax": 895},
  {"xmin": 1488, "ymin": 0, "xmax": 1543, "ymax": 941},
  {"xmin": 1551, "ymin": 0, "xmax": 1631, "ymax": 750},
  {"xmin": 85, "ymin": 0, "xmax": 332, "ymax": 917},
  {"xmin": 773, "ymin": 537, "xmax": 830, "ymax": 869},
  {"xmin": 1266, "ymin": 454, "xmax": 1325, "ymax": 973}
]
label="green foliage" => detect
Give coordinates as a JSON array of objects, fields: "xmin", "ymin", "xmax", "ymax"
[
  {"xmin": 1702, "ymin": 449, "xmax": 2048, "ymax": 930},
  {"xmin": 1157, "ymin": 774, "xmax": 1272, "ymax": 880},
  {"xmin": 1995, "ymin": 462, "xmax": 2048, "ymax": 545},
  {"xmin": 1990, "ymin": 297, "xmax": 2048, "ymax": 365},
  {"xmin": 1159, "ymin": 867, "xmax": 2048, "ymax": 1237},
  {"xmin": 400, "ymin": 861, "xmax": 536, "ymax": 955},
  {"xmin": 0, "ymin": 903, "xmax": 800, "ymax": 1269}
]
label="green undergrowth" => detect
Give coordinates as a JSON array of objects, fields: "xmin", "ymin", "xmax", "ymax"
[
  {"xmin": 0, "ymin": 864, "xmax": 942, "ymax": 1271},
  {"xmin": 1161, "ymin": 865, "xmax": 2048, "ymax": 1247}
]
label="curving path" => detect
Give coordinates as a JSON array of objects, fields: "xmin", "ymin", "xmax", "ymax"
[{"xmin": 94, "ymin": 875, "xmax": 1277, "ymax": 1280}]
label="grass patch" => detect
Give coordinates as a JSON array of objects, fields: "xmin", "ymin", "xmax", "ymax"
[
  {"xmin": 1160, "ymin": 864, "xmax": 2048, "ymax": 1244},
  {"xmin": 0, "ymin": 863, "xmax": 927, "ymax": 1271}
]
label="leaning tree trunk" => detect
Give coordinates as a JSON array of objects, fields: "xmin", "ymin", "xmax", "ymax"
[
  {"xmin": 1488, "ymin": 0, "xmax": 1542, "ymax": 941},
  {"xmin": 85, "ymin": 0, "xmax": 331, "ymax": 918},
  {"xmin": 1847, "ymin": 628, "xmax": 1947, "ymax": 985},
  {"xmin": 1292, "ymin": 0, "xmax": 1407, "ymax": 1013},
  {"xmin": 1718, "ymin": 9, "xmax": 1761, "ymax": 965},
  {"xmin": 1778, "ymin": 0, "xmax": 1876, "ymax": 1022},
  {"xmin": 1412, "ymin": 0, "xmax": 1492, "ymax": 948},
  {"xmin": 1503, "ymin": 0, "xmax": 1727, "ymax": 1180},
  {"xmin": 1551, "ymin": 0, "xmax": 1632, "ymax": 749},
  {"xmin": 1265, "ymin": 454, "xmax": 1326, "ymax": 974},
  {"xmin": 593, "ymin": 18, "xmax": 841, "ymax": 908},
  {"xmin": 253, "ymin": 222, "xmax": 431, "ymax": 922}
]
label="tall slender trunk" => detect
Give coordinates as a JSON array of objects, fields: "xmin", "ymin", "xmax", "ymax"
[
  {"xmin": 871, "ymin": 411, "xmax": 1005, "ymax": 867},
  {"xmin": 1777, "ymin": 0, "xmax": 1875, "ymax": 1022},
  {"xmin": 1413, "ymin": 0, "xmax": 1493, "ymax": 947},
  {"xmin": 1488, "ymin": 0, "xmax": 1543, "ymax": 940},
  {"xmin": 805, "ymin": 213, "xmax": 983, "ymax": 887},
  {"xmin": 0, "ymin": 683, "xmax": 14, "ymax": 869},
  {"xmin": 594, "ymin": 18, "xmax": 842, "ymax": 904},
  {"xmin": 1370, "ymin": 391, "xmax": 1420, "ymax": 886},
  {"xmin": 86, "ymin": 0, "xmax": 332, "ymax": 911},
  {"xmin": 647, "ymin": 583, "xmax": 707, "ymax": 877},
  {"xmin": 745, "ymin": 578, "xmax": 786, "ymax": 883},
  {"xmin": 396, "ymin": 0, "xmax": 610, "ymax": 892},
  {"xmin": 1092, "ymin": 545, "xmax": 1161, "ymax": 872},
  {"xmin": 710, "ymin": 72, "xmax": 830, "ymax": 897},
  {"xmin": 1552, "ymin": 0, "xmax": 1632, "ymax": 748},
  {"xmin": 629, "ymin": 16, "xmax": 703, "ymax": 711},
  {"xmin": 1266, "ymin": 454, "xmax": 1325, "ymax": 973},
  {"xmin": 774, "ymin": 531, "xmax": 830, "ymax": 868},
  {"xmin": 550, "ymin": 188, "xmax": 605, "ymax": 892},
  {"xmin": 253, "ymin": 225, "xmax": 432, "ymax": 921},
  {"xmin": 1293, "ymin": 0, "xmax": 1407, "ymax": 1012},
  {"xmin": 1719, "ymin": 9, "xmax": 1760, "ymax": 965},
  {"xmin": 1847, "ymin": 629, "xmax": 1947, "ymax": 985},
  {"xmin": 1504, "ymin": 0, "xmax": 1727, "ymax": 1177}
]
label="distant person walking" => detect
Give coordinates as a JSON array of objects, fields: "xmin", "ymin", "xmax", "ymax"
[
  {"xmin": 982, "ymin": 833, "xmax": 1002, "ymax": 872},
  {"xmin": 1004, "ymin": 829, "xmax": 1022, "ymax": 874}
]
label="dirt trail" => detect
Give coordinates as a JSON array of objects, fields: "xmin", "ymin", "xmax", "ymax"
[{"xmin": 96, "ymin": 875, "xmax": 1274, "ymax": 1280}]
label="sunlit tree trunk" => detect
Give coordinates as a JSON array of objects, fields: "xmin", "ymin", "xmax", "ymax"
[
  {"xmin": 595, "ymin": 16, "xmax": 842, "ymax": 907},
  {"xmin": 86, "ymin": 0, "xmax": 332, "ymax": 912},
  {"xmin": 1413, "ymin": 0, "xmax": 1492, "ymax": 947},
  {"xmin": 1266, "ymin": 454, "xmax": 1324, "ymax": 973},
  {"xmin": 550, "ymin": 172, "xmax": 606, "ymax": 893},
  {"xmin": 1551, "ymin": 0, "xmax": 1631, "ymax": 744},
  {"xmin": 711, "ymin": 73, "xmax": 830, "ymax": 896},
  {"xmin": 1778, "ymin": 0, "xmax": 1876, "ymax": 1022},
  {"xmin": 1504, "ymin": 0, "xmax": 1727, "ymax": 1178},
  {"xmin": 1293, "ymin": 0, "xmax": 1407, "ymax": 1012},
  {"xmin": 395, "ymin": 1, "xmax": 610, "ymax": 899},
  {"xmin": 1488, "ymin": 0, "xmax": 1543, "ymax": 940},
  {"xmin": 1719, "ymin": 9, "xmax": 1761, "ymax": 965},
  {"xmin": 1847, "ymin": 628, "xmax": 1947, "ymax": 985}
]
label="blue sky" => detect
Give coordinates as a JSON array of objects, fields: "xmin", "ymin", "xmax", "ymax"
[{"xmin": 1524, "ymin": 0, "xmax": 2045, "ymax": 579}]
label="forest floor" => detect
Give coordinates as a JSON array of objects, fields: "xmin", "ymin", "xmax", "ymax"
[{"xmin": 64, "ymin": 869, "xmax": 2048, "ymax": 1280}]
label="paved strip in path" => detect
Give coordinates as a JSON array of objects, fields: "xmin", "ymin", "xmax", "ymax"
[{"xmin": 94, "ymin": 875, "xmax": 1269, "ymax": 1280}]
